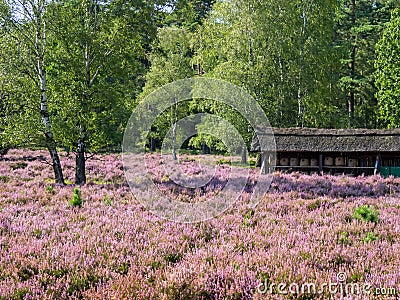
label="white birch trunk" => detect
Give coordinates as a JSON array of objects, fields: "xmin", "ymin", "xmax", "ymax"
[{"xmin": 36, "ymin": 1, "xmax": 65, "ymax": 184}]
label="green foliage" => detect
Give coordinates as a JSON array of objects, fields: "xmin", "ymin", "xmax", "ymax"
[
  {"xmin": 164, "ymin": 252, "xmax": 182, "ymax": 264},
  {"xmin": 216, "ymin": 158, "xmax": 231, "ymax": 165},
  {"xmin": 1, "ymin": 0, "xmax": 399, "ymax": 159},
  {"xmin": 243, "ymin": 209, "xmax": 255, "ymax": 227},
  {"xmin": 46, "ymin": 185, "xmax": 54, "ymax": 194},
  {"xmin": 17, "ymin": 265, "xmax": 38, "ymax": 282},
  {"xmin": 149, "ymin": 260, "xmax": 163, "ymax": 271},
  {"xmin": 12, "ymin": 288, "xmax": 29, "ymax": 300},
  {"xmin": 116, "ymin": 261, "xmax": 131, "ymax": 275},
  {"xmin": 338, "ymin": 231, "xmax": 352, "ymax": 246},
  {"xmin": 48, "ymin": 0, "xmax": 154, "ymax": 154},
  {"xmin": 32, "ymin": 229, "xmax": 43, "ymax": 238},
  {"xmin": 69, "ymin": 188, "xmax": 83, "ymax": 208},
  {"xmin": 307, "ymin": 199, "xmax": 322, "ymax": 212},
  {"xmin": 335, "ymin": 0, "xmax": 399, "ymax": 128},
  {"xmin": 376, "ymin": 8, "xmax": 400, "ymax": 128},
  {"xmin": 161, "ymin": 0, "xmax": 215, "ymax": 30},
  {"xmin": 363, "ymin": 231, "xmax": 378, "ymax": 243},
  {"xmin": 188, "ymin": 112, "xmax": 251, "ymax": 154},
  {"xmin": 353, "ymin": 205, "xmax": 379, "ymax": 223},
  {"xmin": 196, "ymin": 0, "xmax": 341, "ymax": 128},
  {"xmin": 9, "ymin": 162, "xmax": 27, "ymax": 170},
  {"xmin": 0, "ymin": 175, "xmax": 9, "ymax": 183},
  {"xmin": 103, "ymin": 194, "xmax": 112, "ymax": 206},
  {"xmin": 0, "ymin": 2, "xmax": 48, "ymax": 149},
  {"xmin": 66, "ymin": 272, "xmax": 99, "ymax": 296},
  {"xmin": 140, "ymin": 26, "xmax": 196, "ymax": 97},
  {"xmin": 138, "ymin": 26, "xmax": 197, "ymax": 150}
]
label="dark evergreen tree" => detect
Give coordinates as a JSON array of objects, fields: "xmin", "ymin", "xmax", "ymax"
[{"xmin": 335, "ymin": 0, "xmax": 398, "ymax": 128}]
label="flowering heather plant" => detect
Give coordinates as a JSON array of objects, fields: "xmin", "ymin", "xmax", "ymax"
[
  {"xmin": 145, "ymin": 153, "xmax": 232, "ymax": 203},
  {"xmin": 0, "ymin": 149, "xmax": 399, "ymax": 299}
]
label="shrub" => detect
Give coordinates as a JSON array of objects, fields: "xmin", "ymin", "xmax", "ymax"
[
  {"xmin": 338, "ymin": 231, "xmax": 352, "ymax": 245},
  {"xmin": 103, "ymin": 194, "xmax": 112, "ymax": 206},
  {"xmin": 66, "ymin": 273, "xmax": 99, "ymax": 296},
  {"xmin": 353, "ymin": 205, "xmax": 379, "ymax": 223},
  {"xmin": 68, "ymin": 188, "xmax": 83, "ymax": 208},
  {"xmin": 307, "ymin": 199, "xmax": 321, "ymax": 211},
  {"xmin": 243, "ymin": 209, "xmax": 255, "ymax": 227},
  {"xmin": 216, "ymin": 158, "xmax": 231, "ymax": 165},
  {"xmin": 363, "ymin": 232, "xmax": 377, "ymax": 243},
  {"xmin": 9, "ymin": 162, "xmax": 28, "ymax": 170},
  {"xmin": 117, "ymin": 261, "xmax": 131, "ymax": 275},
  {"xmin": 17, "ymin": 265, "xmax": 38, "ymax": 281},
  {"xmin": 0, "ymin": 148, "xmax": 9, "ymax": 156},
  {"xmin": 164, "ymin": 252, "xmax": 182, "ymax": 264},
  {"xmin": 0, "ymin": 175, "xmax": 9, "ymax": 183},
  {"xmin": 161, "ymin": 174, "xmax": 170, "ymax": 183},
  {"xmin": 12, "ymin": 288, "xmax": 29, "ymax": 300}
]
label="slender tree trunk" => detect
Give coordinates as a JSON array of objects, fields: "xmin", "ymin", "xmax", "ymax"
[
  {"xmin": 73, "ymin": 2, "xmax": 102, "ymax": 185},
  {"xmin": 256, "ymin": 153, "xmax": 262, "ymax": 167},
  {"xmin": 349, "ymin": 46, "xmax": 356, "ymax": 128},
  {"xmin": 201, "ymin": 142, "xmax": 209, "ymax": 154},
  {"xmin": 48, "ymin": 147, "xmax": 64, "ymax": 184},
  {"xmin": 76, "ymin": 44, "xmax": 90, "ymax": 184},
  {"xmin": 278, "ymin": 55, "xmax": 285, "ymax": 124},
  {"xmin": 349, "ymin": 0, "xmax": 356, "ymax": 128},
  {"xmin": 297, "ymin": 7, "xmax": 307, "ymax": 128},
  {"xmin": 297, "ymin": 85, "xmax": 303, "ymax": 127},
  {"xmin": 40, "ymin": 71, "xmax": 64, "ymax": 186},
  {"xmin": 150, "ymin": 137, "xmax": 156, "ymax": 152},
  {"xmin": 241, "ymin": 146, "xmax": 247, "ymax": 164},
  {"xmin": 171, "ymin": 122, "xmax": 177, "ymax": 160},
  {"xmin": 75, "ymin": 5, "xmax": 95, "ymax": 184},
  {"xmin": 36, "ymin": 11, "xmax": 65, "ymax": 185},
  {"xmin": 75, "ymin": 138, "xmax": 86, "ymax": 185},
  {"xmin": 171, "ymin": 95, "xmax": 178, "ymax": 160}
]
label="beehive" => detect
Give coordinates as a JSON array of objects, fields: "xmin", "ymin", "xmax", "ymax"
[
  {"xmin": 290, "ymin": 158, "xmax": 299, "ymax": 166},
  {"xmin": 335, "ymin": 157, "xmax": 345, "ymax": 166},
  {"xmin": 300, "ymin": 158, "xmax": 310, "ymax": 166},
  {"xmin": 280, "ymin": 157, "xmax": 289, "ymax": 166},
  {"xmin": 324, "ymin": 157, "xmax": 333, "ymax": 166},
  {"xmin": 348, "ymin": 159, "xmax": 358, "ymax": 167}
]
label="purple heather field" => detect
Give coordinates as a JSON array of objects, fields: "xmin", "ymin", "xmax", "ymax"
[{"xmin": 0, "ymin": 149, "xmax": 400, "ymax": 299}]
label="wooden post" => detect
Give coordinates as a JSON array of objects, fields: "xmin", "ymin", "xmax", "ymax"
[
  {"xmin": 319, "ymin": 154, "xmax": 323, "ymax": 174},
  {"xmin": 261, "ymin": 151, "xmax": 268, "ymax": 174},
  {"xmin": 374, "ymin": 154, "xmax": 380, "ymax": 176},
  {"xmin": 269, "ymin": 152, "xmax": 276, "ymax": 173},
  {"xmin": 256, "ymin": 153, "xmax": 262, "ymax": 167}
]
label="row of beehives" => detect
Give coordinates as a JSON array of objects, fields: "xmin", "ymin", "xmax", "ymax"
[{"xmin": 277, "ymin": 156, "xmax": 359, "ymax": 167}]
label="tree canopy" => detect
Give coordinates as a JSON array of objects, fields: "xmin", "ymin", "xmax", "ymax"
[
  {"xmin": 376, "ymin": 8, "xmax": 400, "ymax": 128},
  {"xmin": 0, "ymin": 0, "xmax": 399, "ymax": 183}
]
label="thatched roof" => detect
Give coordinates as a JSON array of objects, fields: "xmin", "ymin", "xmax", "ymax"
[{"xmin": 251, "ymin": 127, "xmax": 400, "ymax": 152}]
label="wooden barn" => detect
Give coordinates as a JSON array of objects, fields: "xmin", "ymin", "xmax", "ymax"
[{"xmin": 251, "ymin": 127, "xmax": 400, "ymax": 176}]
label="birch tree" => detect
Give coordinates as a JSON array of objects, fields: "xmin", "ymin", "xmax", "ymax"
[
  {"xmin": 0, "ymin": 0, "xmax": 65, "ymax": 184},
  {"xmin": 196, "ymin": 0, "xmax": 339, "ymax": 127},
  {"xmin": 48, "ymin": 0, "xmax": 155, "ymax": 184}
]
